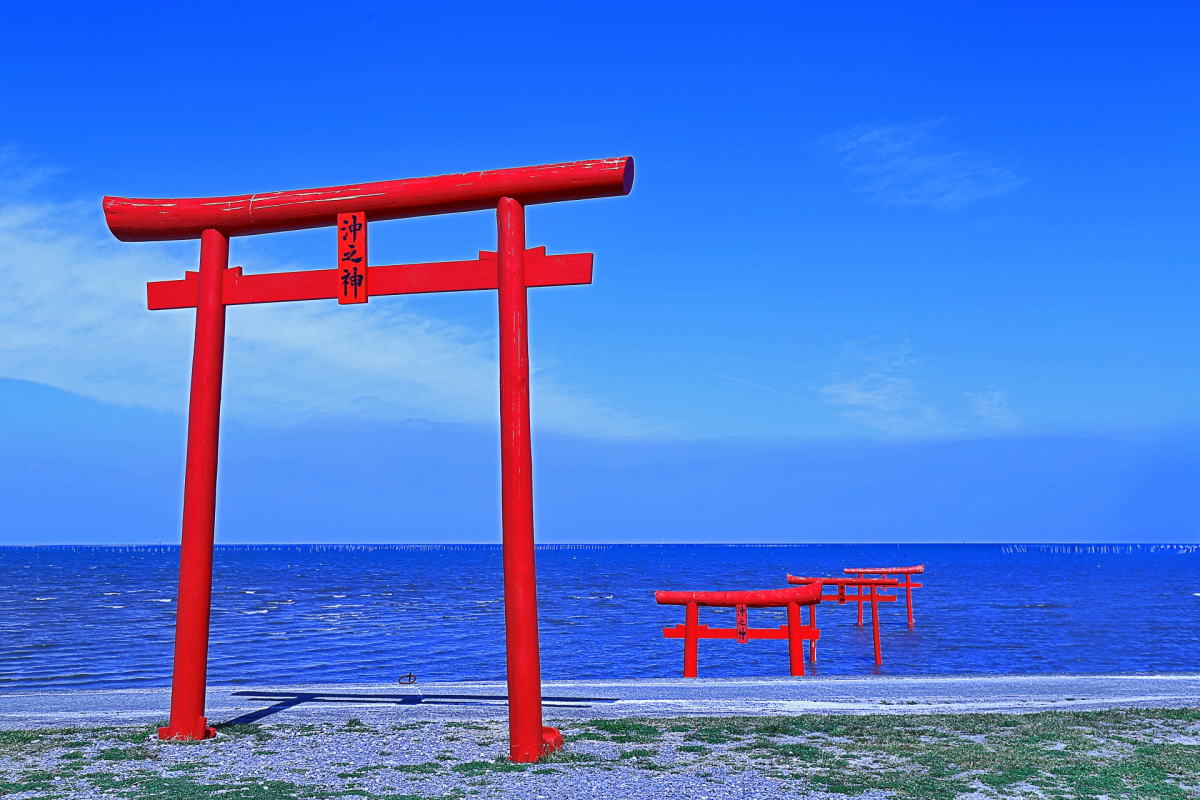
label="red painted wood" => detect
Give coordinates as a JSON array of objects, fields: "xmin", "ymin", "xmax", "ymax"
[
  {"xmin": 785, "ymin": 576, "xmax": 899, "ymax": 588},
  {"xmin": 842, "ymin": 565, "xmax": 924, "ymax": 628},
  {"xmin": 787, "ymin": 576, "xmax": 897, "ymax": 665},
  {"xmin": 496, "ymin": 198, "xmax": 556, "ymax": 763},
  {"xmin": 683, "ymin": 602, "xmax": 699, "ymax": 678},
  {"xmin": 658, "ymin": 583, "xmax": 822, "ymax": 678},
  {"xmin": 815, "ymin": 593, "xmax": 897, "ymax": 603},
  {"xmin": 870, "ymin": 585, "xmax": 883, "ymax": 665},
  {"xmin": 843, "ymin": 565, "xmax": 925, "ymax": 574},
  {"xmin": 787, "ymin": 602, "xmax": 806, "ymax": 676},
  {"xmin": 157, "ymin": 229, "xmax": 227, "ymax": 742},
  {"xmin": 807, "ymin": 605, "xmax": 818, "ymax": 662},
  {"xmin": 147, "ymin": 250, "xmax": 593, "ymax": 310},
  {"xmin": 337, "ymin": 212, "xmax": 368, "ymax": 304},
  {"xmin": 112, "ymin": 158, "xmax": 631, "ymax": 762},
  {"xmin": 857, "ymin": 573, "xmax": 864, "ymax": 626},
  {"xmin": 105, "ymin": 157, "xmax": 634, "ymax": 241},
  {"xmin": 655, "ymin": 583, "xmax": 824, "ymax": 608},
  {"xmin": 663, "ymin": 624, "xmax": 820, "ymax": 641}
]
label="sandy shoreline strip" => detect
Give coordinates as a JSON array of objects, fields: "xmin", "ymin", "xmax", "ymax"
[{"xmin": 3, "ymin": 673, "xmax": 1199, "ymax": 730}]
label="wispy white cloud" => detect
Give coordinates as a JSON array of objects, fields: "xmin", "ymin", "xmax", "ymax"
[
  {"xmin": 825, "ymin": 120, "xmax": 1022, "ymax": 209},
  {"xmin": 820, "ymin": 341, "xmax": 944, "ymax": 436},
  {"xmin": 820, "ymin": 339, "xmax": 1019, "ymax": 437},
  {"xmin": 0, "ymin": 170, "xmax": 661, "ymax": 439},
  {"xmin": 967, "ymin": 388, "xmax": 1019, "ymax": 430}
]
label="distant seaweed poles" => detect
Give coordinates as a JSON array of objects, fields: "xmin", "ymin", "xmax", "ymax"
[{"xmin": 1002, "ymin": 544, "xmax": 1200, "ymax": 555}]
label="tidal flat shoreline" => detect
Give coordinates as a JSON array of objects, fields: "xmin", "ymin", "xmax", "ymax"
[
  {"xmin": 3, "ymin": 708, "xmax": 1199, "ymax": 800},
  {"xmin": 3, "ymin": 676, "xmax": 1200, "ymax": 799}
]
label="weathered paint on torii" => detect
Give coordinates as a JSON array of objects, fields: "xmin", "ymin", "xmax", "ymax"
[{"xmin": 102, "ymin": 157, "xmax": 635, "ymax": 763}]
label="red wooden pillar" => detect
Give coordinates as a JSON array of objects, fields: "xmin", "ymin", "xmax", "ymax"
[
  {"xmin": 856, "ymin": 572, "xmax": 865, "ymax": 627},
  {"xmin": 807, "ymin": 604, "xmax": 818, "ymax": 662},
  {"xmin": 869, "ymin": 585, "xmax": 883, "ymax": 666},
  {"xmin": 786, "ymin": 601, "xmax": 805, "ymax": 676},
  {"xmin": 496, "ymin": 198, "xmax": 560, "ymax": 762},
  {"xmin": 683, "ymin": 601, "xmax": 700, "ymax": 678},
  {"xmin": 902, "ymin": 573, "xmax": 915, "ymax": 628},
  {"xmin": 158, "ymin": 228, "xmax": 228, "ymax": 741}
]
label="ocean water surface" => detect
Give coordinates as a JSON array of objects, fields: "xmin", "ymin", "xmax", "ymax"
[{"xmin": 2, "ymin": 544, "xmax": 1198, "ymax": 691}]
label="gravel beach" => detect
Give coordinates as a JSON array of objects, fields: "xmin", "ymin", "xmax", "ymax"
[
  {"xmin": 3, "ymin": 676, "xmax": 1199, "ymax": 799},
  {"xmin": 3, "ymin": 708, "xmax": 1200, "ymax": 799}
]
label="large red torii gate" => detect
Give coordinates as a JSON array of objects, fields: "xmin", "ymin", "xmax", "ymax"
[{"xmin": 102, "ymin": 157, "xmax": 635, "ymax": 762}]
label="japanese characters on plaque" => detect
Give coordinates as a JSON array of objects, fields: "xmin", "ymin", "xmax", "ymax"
[{"xmin": 337, "ymin": 212, "xmax": 368, "ymax": 303}]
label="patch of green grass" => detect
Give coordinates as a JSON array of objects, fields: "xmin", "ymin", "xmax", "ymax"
[
  {"xmin": 80, "ymin": 770, "xmax": 127, "ymax": 791},
  {"xmin": 736, "ymin": 738, "xmax": 822, "ymax": 760},
  {"xmin": 451, "ymin": 757, "xmax": 528, "ymax": 775},
  {"xmin": 0, "ymin": 725, "xmax": 92, "ymax": 756},
  {"xmin": 649, "ymin": 709, "xmax": 1200, "ymax": 799},
  {"xmin": 0, "ymin": 769, "xmax": 59, "ymax": 795},
  {"xmin": 676, "ymin": 744, "xmax": 711, "ymax": 755},
  {"xmin": 684, "ymin": 725, "xmax": 744, "ymax": 744},
  {"xmin": 95, "ymin": 745, "xmax": 155, "ymax": 761},
  {"xmin": 618, "ymin": 748, "xmax": 655, "ymax": 758},
  {"xmin": 541, "ymin": 750, "xmax": 600, "ymax": 764},
  {"xmin": 215, "ymin": 723, "xmax": 274, "ymax": 741},
  {"xmin": 584, "ymin": 719, "xmax": 662, "ymax": 743},
  {"xmin": 341, "ymin": 717, "xmax": 377, "ymax": 733},
  {"xmin": 110, "ymin": 726, "xmax": 158, "ymax": 743},
  {"xmin": 121, "ymin": 775, "xmax": 322, "ymax": 800},
  {"xmin": 391, "ymin": 762, "xmax": 442, "ymax": 774}
]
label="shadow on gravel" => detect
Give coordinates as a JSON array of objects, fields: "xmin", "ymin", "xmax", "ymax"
[{"xmin": 222, "ymin": 690, "xmax": 618, "ymax": 725}]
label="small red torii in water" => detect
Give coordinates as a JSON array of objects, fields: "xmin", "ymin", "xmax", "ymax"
[
  {"xmin": 656, "ymin": 584, "xmax": 823, "ymax": 677},
  {"xmin": 103, "ymin": 157, "xmax": 634, "ymax": 763},
  {"xmin": 843, "ymin": 565, "xmax": 925, "ymax": 628}
]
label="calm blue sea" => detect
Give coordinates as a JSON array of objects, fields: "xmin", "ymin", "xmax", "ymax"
[{"xmin": 2, "ymin": 544, "xmax": 1198, "ymax": 691}]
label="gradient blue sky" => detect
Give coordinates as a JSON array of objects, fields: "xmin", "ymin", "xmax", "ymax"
[{"xmin": 1, "ymin": 2, "xmax": 1197, "ymax": 543}]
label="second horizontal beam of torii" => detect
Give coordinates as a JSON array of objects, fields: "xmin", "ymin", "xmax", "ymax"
[{"xmin": 147, "ymin": 247, "xmax": 592, "ymax": 310}]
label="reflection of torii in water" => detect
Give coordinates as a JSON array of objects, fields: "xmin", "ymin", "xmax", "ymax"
[{"xmin": 102, "ymin": 157, "xmax": 635, "ymax": 762}]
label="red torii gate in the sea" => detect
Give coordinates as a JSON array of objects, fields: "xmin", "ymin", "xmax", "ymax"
[{"xmin": 102, "ymin": 157, "xmax": 635, "ymax": 762}]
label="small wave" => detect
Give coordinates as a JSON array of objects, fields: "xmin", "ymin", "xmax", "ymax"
[
  {"xmin": 569, "ymin": 595, "xmax": 614, "ymax": 600},
  {"xmin": 104, "ymin": 605, "xmax": 125, "ymax": 609},
  {"xmin": 102, "ymin": 592, "xmax": 121, "ymax": 596},
  {"xmin": 242, "ymin": 610, "xmax": 269, "ymax": 615},
  {"xmin": 243, "ymin": 590, "xmax": 258, "ymax": 594},
  {"xmin": 33, "ymin": 598, "xmax": 57, "ymax": 601},
  {"xmin": 148, "ymin": 599, "xmax": 172, "ymax": 603}
]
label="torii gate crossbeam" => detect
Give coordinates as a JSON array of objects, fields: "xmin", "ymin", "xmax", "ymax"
[{"xmin": 102, "ymin": 157, "xmax": 634, "ymax": 762}]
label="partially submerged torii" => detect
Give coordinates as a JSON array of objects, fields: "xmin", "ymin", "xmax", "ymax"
[{"xmin": 102, "ymin": 157, "xmax": 635, "ymax": 762}]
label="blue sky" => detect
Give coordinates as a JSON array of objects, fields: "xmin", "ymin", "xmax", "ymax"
[{"xmin": 1, "ymin": 2, "xmax": 1197, "ymax": 543}]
